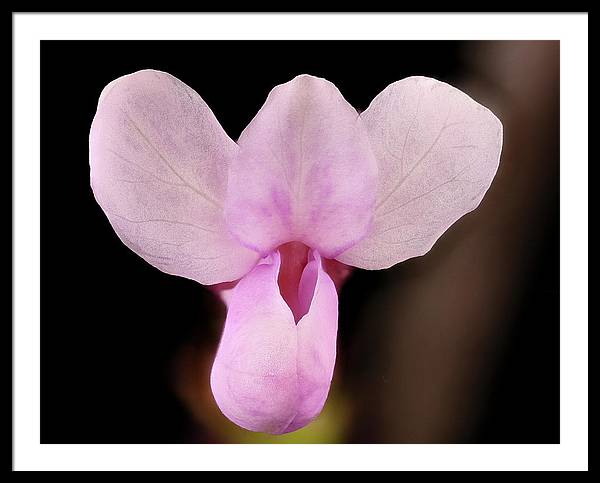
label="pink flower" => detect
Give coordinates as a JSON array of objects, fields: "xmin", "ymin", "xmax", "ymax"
[{"xmin": 89, "ymin": 70, "xmax": 502, "ymax": 434}]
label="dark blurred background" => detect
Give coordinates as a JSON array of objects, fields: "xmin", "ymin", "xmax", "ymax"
[{"xmin": 40, "ymin": 41, "xmax": 559, "ymax": 443}]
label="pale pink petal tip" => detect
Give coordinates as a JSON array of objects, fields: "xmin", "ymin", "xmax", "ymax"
[
  {"xmin": 89, "ymin": 69, "xmax": 258, "ymax": 285},
  {"xmin": 338, "ymin": 76, "xmax": 503, "ymax": 270},
  {"xmin": 210, "ymin": 249, "xmax": 338, "ymax": 434}
]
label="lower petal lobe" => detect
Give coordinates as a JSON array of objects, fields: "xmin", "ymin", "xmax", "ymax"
[{"xmin": 211, "ymin": 250, "xmax": 338, "ymax": 434}]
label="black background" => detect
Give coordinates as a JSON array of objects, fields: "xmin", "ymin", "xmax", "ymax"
[{"xmin": 40, "ymin": 41, "xmax": 559, "ymax": 443}]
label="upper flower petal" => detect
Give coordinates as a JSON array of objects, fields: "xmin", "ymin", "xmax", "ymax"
[
  {"xmin": 210, "ymin": 250, "xmax": 338, "ymax": 434},
  {"xmin": 90, "ymin": 70, "xmax": 259, "ymax": 284},
  {"xmin": 224, "ymin": 74, "xmax": 378, "ymax": 258},
  {"xmin": 337, "ymin": 76, "xmax": 503, "ymax": 270}
]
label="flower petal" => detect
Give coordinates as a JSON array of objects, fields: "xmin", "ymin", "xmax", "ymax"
[
  {"xmin": 210, "ymin": 250, "xmax": 338, "ymax": 434},
  {"xmin": 287, "ymin": 251, "xmax": 338, "ymax": 433},
  {"xmin": 224, "ymin": 74, "xmax": 378, "ymax": 258},
  {"xmin": 337, "ymin": 76, "xmax": 503, "ymax": 270},
  {"xmin": 90, "ymin": 70, "xmax": 259, "ymax": 284}
]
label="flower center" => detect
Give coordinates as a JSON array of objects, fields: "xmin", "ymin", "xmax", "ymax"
[
  {"xmin": 277, "ymin": 241, "xmax": 351, "ymax": 323},
  {"xmin": 277, "ymin": 242, "xmax": 311, "ymax": 322}
]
